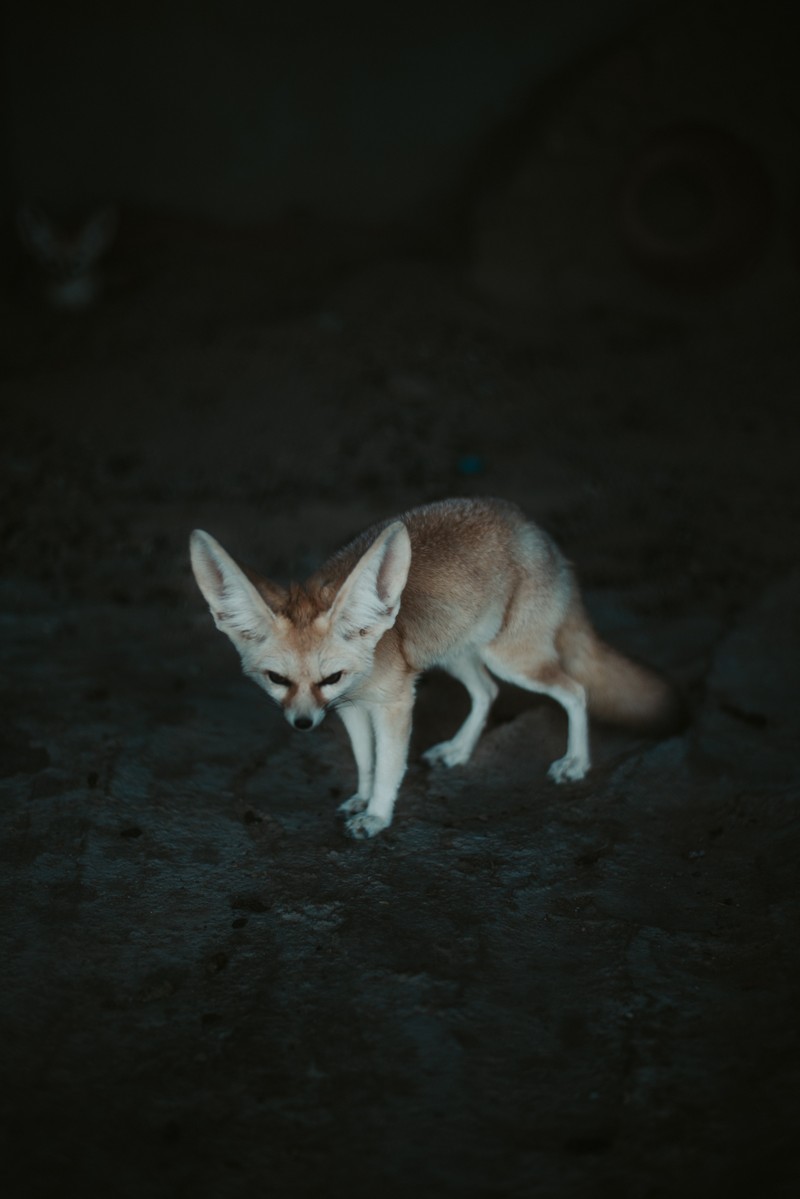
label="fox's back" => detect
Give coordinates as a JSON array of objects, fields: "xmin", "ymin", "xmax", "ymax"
[{"xmin": 311, "ymin": 498, "xmax": 569, "ymax": 670}]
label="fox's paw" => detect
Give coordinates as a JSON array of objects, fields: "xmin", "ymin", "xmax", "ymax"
[
  {"xmin": 338, "ymin": 794, "xmax": 368, "ymax": 815},
  {"xmin": 422, "ymin": 740, "xmax": 472, "ymax": 769},
  {"xmin": 547, "ymin": 754, "xmax": 589, "ymax": 784},
  {"xmin": 344, "ymin": 812, "xmax": 389, "ymax": 839}
]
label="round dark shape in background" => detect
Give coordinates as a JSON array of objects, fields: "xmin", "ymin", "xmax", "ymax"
[{"xmin": 619, "ymin": 123, "xmax": 772, "ymax": 290}]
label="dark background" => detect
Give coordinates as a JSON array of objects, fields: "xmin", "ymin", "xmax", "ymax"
[
  {"xmin": 2, "ymin": 0, "xmax": 671, "ymax": 226},
  {"xmin": 1, "ymin": 2, "xmax": 799, "ymax": 1196}
]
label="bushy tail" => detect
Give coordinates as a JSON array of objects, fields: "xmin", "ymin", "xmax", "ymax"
[{"xmin": 557, "ymin": 603, "xmax": 687, "ymax": 735}]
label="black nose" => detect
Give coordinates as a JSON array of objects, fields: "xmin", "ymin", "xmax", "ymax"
[{"xmin": 293, "ymin": 716, "xmax": 313, "ymax": 731}]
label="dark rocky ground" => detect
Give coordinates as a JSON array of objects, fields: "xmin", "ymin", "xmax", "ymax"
[{"xmin": 2, "ymin": 37, "xmax": 800, "ymax": 1197}]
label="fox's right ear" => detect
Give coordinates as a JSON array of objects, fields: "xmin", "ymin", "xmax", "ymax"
[{"xmin": 190, "ymin": 530, "xmax": 275, "ymax": 646}]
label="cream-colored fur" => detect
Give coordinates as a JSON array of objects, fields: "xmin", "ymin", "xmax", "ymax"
[{"xmin": 190, "ymin": 498, "xmax": 682, "ymax": 838}]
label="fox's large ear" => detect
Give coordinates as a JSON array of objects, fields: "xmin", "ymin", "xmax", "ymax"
[
  {"xmin": 190, "ymin": 530, "xmax": 275, "ymax": 646},
  {"xmin": 329, "ymin": 521, "xmax": 411, "ymax": 641}
]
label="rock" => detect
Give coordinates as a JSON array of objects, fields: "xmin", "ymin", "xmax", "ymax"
[{"xmin": 697, "ymin": 573, "xmax": 800, "ymax": 781}]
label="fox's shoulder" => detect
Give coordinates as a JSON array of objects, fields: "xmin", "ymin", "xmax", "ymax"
[
  {"xmin": 322, "ymin": 498, "xmax": 527, "ymax": 569},
  {"xmin": 401, "ymin": 497, "xmax": 525, "ymax": 539},
  {"xmin": 302, "ymin": 498, "xmax": 554, "ymax": 626},
  {"xmin": 318, "ymin": 495, "xmax": 550, "ymax": 594}
]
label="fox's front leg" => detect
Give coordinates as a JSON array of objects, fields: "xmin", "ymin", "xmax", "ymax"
[
  {"xmin": 337, "ymin": 704, "xmax": 374, "ymax": 816},
  {"xmin": 344, "ymin": 686, "xmax": 415, "ymax": 839}
]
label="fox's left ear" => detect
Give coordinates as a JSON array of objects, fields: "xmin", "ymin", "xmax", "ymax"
[
  {"xmin": 330, "ymin": 521, "xmax": 411, "ymax": 641},
  {"xmin": 190, "ymin": 529, "xmax": 275, "ymax": 647}
]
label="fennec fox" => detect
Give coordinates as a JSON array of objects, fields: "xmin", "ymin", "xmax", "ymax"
[
  {"xmin": 17, "ymin": 204, "xmax": 117, "ymax": 310},
  {"xmin": 190, "ymin": 498, "xmax": 682, "ymax": 839}
]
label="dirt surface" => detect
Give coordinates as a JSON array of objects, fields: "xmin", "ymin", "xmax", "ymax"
[{"xmin": 2, "ymin": 77, "xmax": 800, "ymax": 1199}]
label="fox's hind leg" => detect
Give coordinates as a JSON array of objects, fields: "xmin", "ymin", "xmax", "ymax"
[
  {"xmin": 423, "ymin": 652, "xmax": 499, "ymax": 768},
  {"xmin": 481, "ymin": 648, "xmax": 590, "ymax": 782}
]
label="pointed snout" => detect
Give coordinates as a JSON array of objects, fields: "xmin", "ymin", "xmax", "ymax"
[{"xmin": 286, "ymin": 708, "xmax": 326, "ymax": 732}]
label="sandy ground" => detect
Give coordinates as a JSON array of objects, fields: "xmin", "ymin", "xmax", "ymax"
[{"xmin": 2, "ymin": 122, "xmax": 800, "ymax": 1196}]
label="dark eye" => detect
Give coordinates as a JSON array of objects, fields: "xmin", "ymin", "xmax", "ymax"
[
  {"xmin": 266, "ymin": 671, "xmax": 290, "ymax": 686},
  {"xmin": 319, "ymin": 671, "xmax": 342, "ymax": 687}
]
